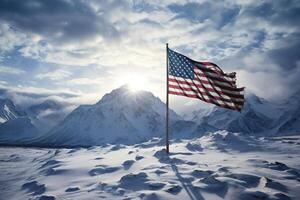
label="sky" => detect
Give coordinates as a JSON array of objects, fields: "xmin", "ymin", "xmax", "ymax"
[{"xmin": 0, "ymin": 0, "xmax": 300, "ymax": 114}]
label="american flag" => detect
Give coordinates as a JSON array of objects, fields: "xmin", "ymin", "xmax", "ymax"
[{"xmin": 168, "ymin": 48, "xmax": 245, "ymax": 111}]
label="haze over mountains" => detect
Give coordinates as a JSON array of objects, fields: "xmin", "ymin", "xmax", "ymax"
[
  {"xmin": 27, "ymin": 99, "xmax": 73, "ymax": 133},
  {"xmin": 0, "ymin": 86, "xmax": 299, "ymax": 146}
]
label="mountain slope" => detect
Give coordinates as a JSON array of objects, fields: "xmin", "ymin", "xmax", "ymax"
[
  {"xmin": 188, "ymin": 93, "xmax": 288, "ymax": 135},
  {"xmin": 276, "ymin": 92, "xmax": 300, "ymax": 135},
  {"xmin": 0, "ymin": 99, "xmax": 26, "ymax": 123},
  {"xmin": 34, "ymin": 86, "xmax": 189, "ymax": 146},
  {"xmin": 0, "ymin": 99, "xmax": 39, "ymax": 144},
  {"xmin": 27, "ymin": 99, "xmax": 73, "ymax": 133},
  {"xmin": 0, "ymin": 118, "xmax": 39, "ymax": 143}
]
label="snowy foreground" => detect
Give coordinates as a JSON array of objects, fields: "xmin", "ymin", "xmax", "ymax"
[{"xmin": 1, "ymin": 132, "xmax": 300, "ymax": 200}]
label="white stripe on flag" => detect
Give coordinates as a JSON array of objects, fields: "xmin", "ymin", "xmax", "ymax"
[{"xmin": 169, "ymin": 75, "xmax": 244, "ymax": 96}]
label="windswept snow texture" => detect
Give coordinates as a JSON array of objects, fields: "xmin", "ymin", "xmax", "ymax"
[
  {"xmin": 1, "ymin": 133, "xmax": 300, "ymax": 200},
  {"xmin": 0, "ymin": 99, "xmax": 39, "ymax": 144},
  {"xmin": 34, "ymin": 86, "xmax": 197, "ymax": 146}
]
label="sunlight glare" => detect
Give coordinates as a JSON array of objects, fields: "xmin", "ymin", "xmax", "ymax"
[{"xmin": 122, "ymin": 75, "xmax": 149, "ymax": 92}]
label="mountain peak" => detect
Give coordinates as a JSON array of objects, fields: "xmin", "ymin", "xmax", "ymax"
[
  {"xmin": 35, "ymin": 86, "xmax": 183, "ymax": 146},
  {"xmin": 245, "ymin": 92, "xmax": 266, "ymax": 105},
  {"xmin": 0, "ymin": 98, "xmax": 14, "ymax": 108},
  {"xmin": 97, "ymin": 85, "xmax": 158, "ymax": 106},
  {"xmin": 0, "ymin": 98, "xmax": 27, "ymax": 123},
  {"xmin": 29, "ymin": 99, "xmax": 64, "ymax": 114}
]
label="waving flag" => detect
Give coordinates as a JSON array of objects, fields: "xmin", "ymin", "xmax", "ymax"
[{"xmin": 167, "ymin": 48, "xmax": 245, "ymax": 111}]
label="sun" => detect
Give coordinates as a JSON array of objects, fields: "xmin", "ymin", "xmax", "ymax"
[{"xmin": 121, "ymin": 75, "xmax": 149, "ymax": 92}]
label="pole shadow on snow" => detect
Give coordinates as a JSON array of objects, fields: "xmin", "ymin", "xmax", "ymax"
[
  {"xmin": 170, "ymin": 161, "xmax": 205, "ymax": 200},
  {"xmin": 155, "ymin": 149, "xmax": 229, "ymax": 199},
  {"xmin": 155, "ymin": 150, "xmax": 203, "ymax": 199}
]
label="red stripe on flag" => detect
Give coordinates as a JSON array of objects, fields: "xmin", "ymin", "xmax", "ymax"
[
  {"xmin": 168, "ymin": 77, "xmax": 244, "ymax": 93},
  {"xmin": 168, "ymin": 84, "xmax": 244, "ymax": 105},
  {"xmin": 167, "ymin": 47, "xmax": 245, "ymax": 111},
  {"xmin": 168, "ymin": 90, "xmax": 241, "ymax": 111}
]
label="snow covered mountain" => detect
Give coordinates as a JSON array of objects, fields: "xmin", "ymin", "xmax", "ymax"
[
  {"xmin": 189, "ymin": 92, "xmax": 300, "ymax": 135},
  {"xmin": 28, "ymin": 99, "xmax": 65, "ymax": 116},
  {"xmin": 2, "ymin": 86, "xmax": 299, "ymax": 147},
  {"xmin": 0, "ymin": 99, "xmax": 39, "ymax": 144},
  {"xmin": 0, "ymin": 98, "xmax": 26, "ymax": 123},
  {"xmin": 27, "ymin": 99, "xmax": 74, "ymax": 133},
  {"xmin": 276, "ymin": 92, "xmax": 300, "ymax": 135},
  {"xmin": 34, "ymin": 85, "xmax": 199, "ymax": 146}
]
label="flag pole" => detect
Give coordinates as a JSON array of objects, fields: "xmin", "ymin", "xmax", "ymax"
[{"xmin": 166, "ymin": 43, "xmax": 169, "ymax": 153}]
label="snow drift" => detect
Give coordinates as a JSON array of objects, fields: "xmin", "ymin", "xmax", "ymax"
[{"xmin": 1, "ymin": 135, "xmax": 300, "ymax": 200}]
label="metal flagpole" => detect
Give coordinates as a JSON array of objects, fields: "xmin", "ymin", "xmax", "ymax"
[{"xmin": 166, "ymin": 43, "xmax": 169, "ymax": 153}]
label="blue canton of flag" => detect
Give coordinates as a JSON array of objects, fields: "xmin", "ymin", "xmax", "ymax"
[{"xmin": 168, "ymin": 48, "xmax": 194, "ymax": 79}]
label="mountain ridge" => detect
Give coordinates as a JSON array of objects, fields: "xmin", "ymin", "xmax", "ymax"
[
  {"xmin": 188, "ymin": 91, "xmax": 300, "ymax": 136},
  {"xmin": 32, "ymin": 86, "xmax": 190, "ymax": 146},
  {"xmin": 0, "ymin": 87, "xmax": 299, "ymax": 147}
]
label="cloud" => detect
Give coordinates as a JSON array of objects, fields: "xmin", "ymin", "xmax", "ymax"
[
  {"xmin": 35, "ymin": 69, "xmax": 72, "ymax": 81},
  {"xmin": 0, "ymin": 65, "xmax": 26, "ymax": 74},
  {"xmin": 67, "ymin": 78, "xmax": 103, "ymax": 85},
  {"xmin": 268, "ymin": 40, "xmax": 300, "ymax": 71},
  {"xmin": 0, "ymin": 0, "xmax": 126, "ymax": 66},
  {"xmin": 241, "ymin": 0, "xmax": 300, "ymax": 27},
  {"xmin": 0, "ymin": 0, "xmax": 120, "ymax": 43},
  {"xmin": 0, "ymin": 85, "xmax": 79, "ymax": 99},
  {"xmin": 0, "ymin": 0, "xmax": 299, "ymax": 114},
  {"xmin": 0, "ymin": 23, "xmax": 27, "ymax": 53},
  {"xmin": 0, "ymin": 85, "xmax": 82, "ymax": 109},
  {"xmin": 0, "ymin": 80, "xmax": 8, "ymax": 88},
  {"xmin": 168, "ymin": 1, "xmax": 240, "ymax": 28}
]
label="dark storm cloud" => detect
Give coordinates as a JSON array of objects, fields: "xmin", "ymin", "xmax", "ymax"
[
  {"xmin": 242, "ymin": 0, "xmax": 300, "ymax": 27},
  {"xmin": 0, "ymin": 0, "xmax": 120, "ymax": 43},
  {"xmin": 243, "ymin": 31, "xmax": 267, "ymax": 51},
  {"xmin": 268, "ymin": 41, "xmax": 300, "ymax": 71},
  {"xmin": 240, "ymin": 0, "xmax": 300, "ymax": 71}
]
